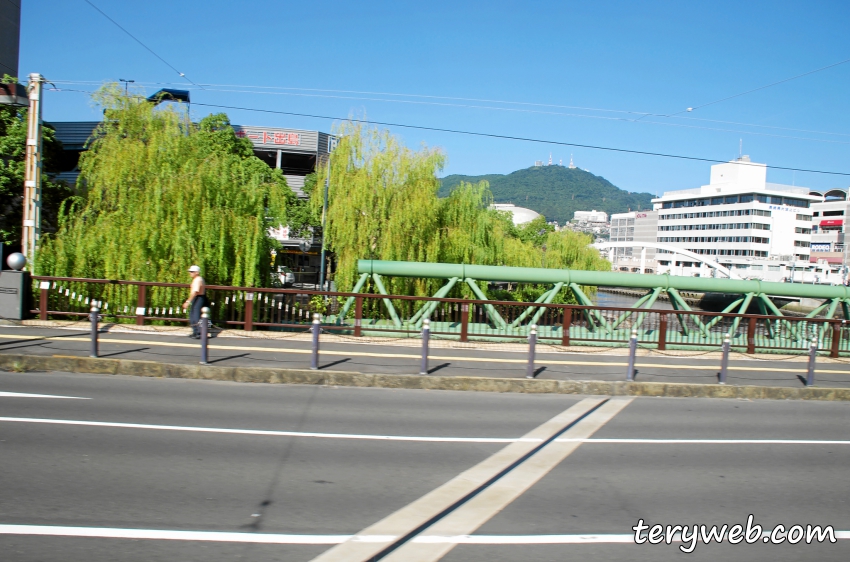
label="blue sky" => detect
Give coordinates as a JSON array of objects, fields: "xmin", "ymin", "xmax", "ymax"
[{"xmin": 19, "ymin": 0, "xmax": 850, "ymax": 197}]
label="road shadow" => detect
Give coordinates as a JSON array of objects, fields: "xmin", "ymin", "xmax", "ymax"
[
  {"xmin": 796, "ymin": 374, "xmax": 808, "ymax": 387},
  {"xmin": 427, "ymin": 362, "xmax": 451, "ymax": 374},
  {"xmin": 527, "ymin": 366, "xmax": 548, "ymax": 379},
  {"xmin": 208, "ymin": 353, "xmax": 251, "ymax": 364},
  {"xmin": 319, "ymin": 358, "xmax": 351, "ymax": 370},
  {"xmin": 99, "ymin": 347, "xmax": 150, "ymax": 358}
]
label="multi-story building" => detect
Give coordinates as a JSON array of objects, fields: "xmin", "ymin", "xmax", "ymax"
[
  {"xmin": 809, "ymin": 189, "xmax": 849, "ymax": 273},
  {"xmin": 652, "ymin": 157, "xmax": 821, "ymax": 282},
  {"xmin": 573, "ymin": 210, "xmax": 609, "ymax": 224},
  {"xmin": 609, "ymin": 210, "xmax": 658, "ymax": 272}
]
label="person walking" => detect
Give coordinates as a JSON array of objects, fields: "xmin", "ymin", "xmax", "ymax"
[{"xmin": 183, "ymin": 265, "xmax": 208, "ymax": 339}]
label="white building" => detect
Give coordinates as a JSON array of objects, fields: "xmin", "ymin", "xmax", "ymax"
[
  {"xmin": 573, "ymin": 209, "xmax": 609, "ymax": 224},
  {"xmin": 809, "ymin": 188, "xmax": 850, "ymax": 274},
  {"xmin": 652, "ymin": 157, "xmax": 820, "ymax": 282},
  {"xmin": 492, "ymin": 203, "xmax": 541, "ymax": 226},
  {"xmin": 608, "ymin": 210, "xmax": 659, "ymax": 273}
]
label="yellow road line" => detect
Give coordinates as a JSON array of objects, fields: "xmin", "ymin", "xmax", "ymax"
[{"xmin": 2, "ymin": 334, "xmax": 850, "ymax": 374}]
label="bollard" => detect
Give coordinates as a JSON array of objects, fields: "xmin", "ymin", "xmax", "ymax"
[
  {"xmin": 199, "ymin": 307, "xmax": 210, "ymax": 365},
  {"xmin": 526, "ymin": 324, "xmax": 538, "ymax": 379},
  {"xmin": 806, "ymin": 336, "xmax": 818, "ymax": 386},
  {"xmin": 420, "ymin": 318, "xmax": 430, "ymax": 375},
  {"xmin": 89, "ymin": 305, "xmax": 100, "ymax": 358},
  {"xmin": 626, "ymin": 328, "xmax": 638, "ymax": 381},
  {"xmin": 310, "ymin": 313, "xmax": 321, "ymax": 370},
  {"xmin": 718, "ymin": 332, "xmax": 731, "ymax": 384}
]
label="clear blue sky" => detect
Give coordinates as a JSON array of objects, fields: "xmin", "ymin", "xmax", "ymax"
[{"xmin": 19, "ymin": 0, "xmax": 850, "ymax": 197}]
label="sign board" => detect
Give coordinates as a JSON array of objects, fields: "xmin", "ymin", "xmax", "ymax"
[
  {"xmin": 820, "ymin": 219, "xmax": 843, "ymax": 227},
  {"xmin": 811, "ymin": 243, "xmax": 832, "ymax": 253}
]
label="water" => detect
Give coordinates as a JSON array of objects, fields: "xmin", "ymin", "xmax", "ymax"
[{"xmin": 593, "ymin": 289, "xmax": 707, "ymax": 311}]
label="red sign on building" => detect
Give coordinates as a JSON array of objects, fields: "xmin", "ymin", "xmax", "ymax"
[{"xmin": 235, "ymin": 130, "xmax": 301, "ymax": 146}]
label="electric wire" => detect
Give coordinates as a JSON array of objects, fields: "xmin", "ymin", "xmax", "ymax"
[{"xmin": 82, "ymin": 0, "xmax": 204, "ymax": 90}]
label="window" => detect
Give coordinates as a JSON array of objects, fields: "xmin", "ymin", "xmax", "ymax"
[
  {"xmin": 797, "ymin": 214, "xmax": 812, "ymax": 221},
  {"xmin": 795, "ymin": 227, "xmax": 812, "ymax": 234},
  {"xmin": 724, "ymin": 195, "xmax": 738, "ymax": 204},
  {"xmin": 813, "ymin": 212, "xmax": 820, "ymax": 217},
  {"xmin": 784, "ymin": 197, "xmax": 810, "ymax": 208},
  {"xmin": 768, "ymin": 265, "xmax": 780, "ymax": 272},
  {"xmin": 662, "ymin": 202, "xmax": 672, "ymax": 209},
  {"xmin": 711, "ymin": 197, "xmax": 723, "ymax": 205},
  {"xmin": 755, "ymin": 194, "xmax": 769, "ymax": 203},
  {"xmin": 739, "ymin": 194, "xmax": 754, "ymax": 203},
  {"xmin": 823, "ymin": 210, "xmax": 845, "ymax": 217},
  {"xmin": 794, "ymin": 240, "xmax": 810, "ymax": 247},
  {"xmin": 751, "ymin": 265, "xmax": 764, "ymax": 271}
]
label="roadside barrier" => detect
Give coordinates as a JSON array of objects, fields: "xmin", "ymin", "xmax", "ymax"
[
  {"xmin": 719, "ymin": 333, "xmax": 731, "ymax": 384},
  {"xmin": 807, "ymin": 337, "xmax": 818, "ymax": 386},
  {"xmin": 526, "ymin": 324, "xmax": 537, "ymax": 379},
  {"xmin": 310, "ymin": 313, "xmax": 321, "ymax": 370},
  {"xmin": 420, "ymin": 318, "xmax": 430, "ymax": 375},
  {"xmin": 200, "ymin": 307, "xmax": 210, "ymax": 365},
  {"xmin": 626, "ymin": 328, "xmax": 638, "ymax": 381},
  {"xmin": 89, "ymin": 305, "xmax": 100, "ymax": 358}
]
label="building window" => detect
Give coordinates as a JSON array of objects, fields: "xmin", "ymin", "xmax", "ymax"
[
  {"xmin": 795, "ymin": 227, "xmax": 812, "ymax": 234},
  {"xmin": 797, "ymin": 214, "xmax": 812, "ymax": 221},
  {"xmin": 823, "ymin": 210, "xmax": 845, "ymax": 217}
]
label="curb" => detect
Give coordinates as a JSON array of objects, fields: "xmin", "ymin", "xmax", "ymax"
[{"xmin": 1, "ymin": 353, "xmax": 849, "ymax": 402}]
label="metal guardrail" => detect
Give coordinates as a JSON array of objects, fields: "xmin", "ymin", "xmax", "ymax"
[{"xmin": 30, "ymin": 275, "xmax": 850, "ymax": 358}]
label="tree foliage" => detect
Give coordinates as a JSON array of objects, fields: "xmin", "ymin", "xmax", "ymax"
[
  {"xmin": 36, "ymin": 84, "xmax": 294, "ymax": 288},
  {"xmin": 313, "ymin": 122, "xmax": 610, "ymax": 301}
]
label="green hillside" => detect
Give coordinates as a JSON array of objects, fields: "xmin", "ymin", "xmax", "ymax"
[{"xmin": 439, "ymin": 165, "xmax": 654, "ymax": 225}]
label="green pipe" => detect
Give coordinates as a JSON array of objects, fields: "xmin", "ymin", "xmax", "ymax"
[
  {"xmin": 338, "ymin": 273, "xmax": 370, "ymax": 321},
  {"xmin": 842, "ymin": 300, "xmax": 850, "ymax": 321},
  {"xmin": 729, "ymin": 292, "xmax": 755, "ymax": 337},
  {"xmin": 631, "ymin": 287, "xmax": 662, "ymax": 331},
  {"xmin": 609, "ymin": 289, "xmax": 656, "ymax": 331},
  {"xmin": 528, "ymin": 282, "xmax": 565, "ymax": 328},
  {"xmin": 756, "ymin": 297, "xmax": 775, "ymax": 339},
  {"xmin": 705, "ymin": 297, "xmax": 744, "ymax": 330},
  {"xmin": 411, "ymin": 277, "xmax": 460, "ymax": 327},
  {"xmin": 358, "ymin": 260, "xmax": 850, "ymax": 301},
  {"xmin": 465, "ymin": 278, "xmax": 508, "ymax": 329},
  {"xmin": 509, "ymin": 286, "xmax": 556, "ymax": 329},
  {"xmin": 818, "ymin": 298, "xmax": 841, "ymax": 341},
  {"xmin": 570, "ymin": 282, "xmax": 611, "ymax": 332},
  {"xmin": 667, "ymin": 290, "xmax": 691, "ymax": 337},
  {"xmin": 371, "ymin": 274, "xmax": 402, "ymax": 328}
]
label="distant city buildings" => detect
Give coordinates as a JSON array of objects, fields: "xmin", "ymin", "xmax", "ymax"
[{"xmin": 573, "ymin": 210, "xmax": 608, "ymax": 224}]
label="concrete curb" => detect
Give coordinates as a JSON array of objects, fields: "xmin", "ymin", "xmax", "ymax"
[{"xmin": 1, "ymin": 353, "xmax": 849, "ymax": 402}]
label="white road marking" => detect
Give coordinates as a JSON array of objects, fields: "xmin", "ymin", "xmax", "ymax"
[
  {"xmin": 2, "ymin": 417, "xmax": 849, "ymax": 446},
  {"xmin": 383, "ymin": 398, "xmax": 634, "ymax": 561},
  {"xmin": 308, "ymin": 398, "xmax": 609, "ymax": 562},
  {"xmin": 5, "ymin": 525, "xmax": 843, "ymax": 545},
  {"xmin": 0, "ymin": 391, "xmax": 89, "ymax": 400}
]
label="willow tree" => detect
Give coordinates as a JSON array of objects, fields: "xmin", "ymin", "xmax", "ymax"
[
  {"xmin": 313, "ymin": 122, "xmax": 610, "ymax": 302},
  {"xmin": 36, "ymin": 84, "xmax": 293, "ymax": 288}
]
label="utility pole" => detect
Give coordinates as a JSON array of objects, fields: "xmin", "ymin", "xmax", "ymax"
[
  {"xmin": 21, "ymin": 73, "xmax": 44, "ymax": 265},
  {"xmin": 318, "ymin": 136, "xmax": 338, "ymax": 290}
]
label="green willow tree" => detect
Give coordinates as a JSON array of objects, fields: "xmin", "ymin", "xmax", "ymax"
[
  {"xmin": 312, "ymin": 122, "xmax": 610, "ymax": 301},
  {"xmin": 36, "ymin": 84, "xmax": 294, "ymax": 288}
]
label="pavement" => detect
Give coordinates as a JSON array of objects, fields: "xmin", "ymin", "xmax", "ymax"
[
  {"xmin": 2, "ymin": 324, "xmax": 850, "ymax": 390},
  {"xmin": 1, "ymin": 370, "xmax": 848, "ymax": 561}
]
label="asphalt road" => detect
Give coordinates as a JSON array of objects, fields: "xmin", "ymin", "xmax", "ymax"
[
  {"xmin": 3, "ymin": 325, "xmax": 850, "ymax": 388},
  {"xmin": 1, "ymin": 369, "xmax": 849, "ymax": 561}
]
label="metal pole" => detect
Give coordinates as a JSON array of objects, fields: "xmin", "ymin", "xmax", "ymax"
[
  {"xmin": 318, "ymin": 155, "xmax": 331, "ymax": 291},
  {"xmin": 420, "ymin": 318, "xmax": 430, "ymax": 375},
  {"xmin": 89, "ymin": 305, "xmax": 99, "ymax": 358},
  {"xmin": 22, "ymin": 73, "xmax": 44, "ymax": 265},
  {"xmin": 626, "ymin": 328, "xmax": 638, "ymax": 381},
  {"xmin": 200, "ymin": 307, "xmax": 210, "ymax": 365},
  {"xmin": 806, "ymin": 336, "xmax": 818, "ymax": 386},
  {"xmin": 526, "ymin": 324, "xmax": 537, "ymax": 379},
  {"xmin": 719, "ymin": 332, "xmax": 730, "ymax": 384},
  {"xmin": 311, "ymin": 313, "xmax": 321, "ymax": 370}
]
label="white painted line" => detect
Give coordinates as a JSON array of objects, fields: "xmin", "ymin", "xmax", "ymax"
[
  {"xmin": 0, "ymin": 391, "xmax": 89, "ymax": 400},
  {"xmin": 0, "ymin": 417, "xmax": 523, "ymax": 443},
  {"xmin": 563, "ymin": 438, "xmax": 850, "ymax": 445},
  {"xmin": 308, "ymin": 398, "xmax": 609, "ymax": 562},
  {"xmin": 383, "ymin": 398, "xmax": 634, "ymax": 561},
  {"xmin": 1, "ymin": 525, "xmax": 847, "ymax": 544}
]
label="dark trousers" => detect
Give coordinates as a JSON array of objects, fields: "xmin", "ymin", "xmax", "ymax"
[{"xmin": 189, "ymin": 295, "xmax": 208, "ymax": 336}]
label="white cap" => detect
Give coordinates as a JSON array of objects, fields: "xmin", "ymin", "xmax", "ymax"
[{"xmin": 188, "ymin": 265, "xmax": 201, "ymax": 273}]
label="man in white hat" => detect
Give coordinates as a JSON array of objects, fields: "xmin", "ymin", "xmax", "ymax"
[{"xmin": 183, "ymin": 265, "xmax": 207, "ymax": 338}]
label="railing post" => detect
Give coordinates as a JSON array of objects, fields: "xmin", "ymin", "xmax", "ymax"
[
  {"xmin": 806, "ymin": 336, "xmax": 817, "ymax": 386},
  {"xmin": 561, "ymin": 307, "xmax": 571, "ymax": 346},
  {"xmin": 354, "ymin": 296, "xmax": 363, "ymax": 337},
  {"xmin": 420, "ymin": 318, "xmax": 430, "ymax": 375},
  {"xmin": 135, "ymin": 284, "xmax": 147, "ymax": 326},
  {"xmin": 310, "ymin": 313, "xmax": 321, "ymax": 370},
  {"xmin": 719, "ymin": 332, "xmax": 730, "ymax": 384},
  {"xmin": 244, "ymin": 292, "xmax": 254, "ymax": 331},
  {"xmin": 746, "ymin": 316, "xmax": 756, "ymax": 354},
  {"xmin": 460, "ymin": 302, "xmax": 469, "ymax": 342},
  {"xmin": 526, "ymin": 324, "xmax": 538, "ymax": 379},
  {"xmin": 89, "ymin": 305, "xmax": 99, "ymax": 358},
  {"xmin": 657, "ymin": 312, "xmax": 668, "ymax": 351},
  {"xmin": 626, "ymin": 328, "xmax": 638, "ymax": 381},
  {"xmin": 200, "ymin": 307, "xmax": 210, "ymax": 365},
  {"xmin": 831, "ymin": 320, "xmax": 842, "ymax": 358},
  {"xmin": 38, "ymin": 283, "xmax": 48, "ymax": 320}
]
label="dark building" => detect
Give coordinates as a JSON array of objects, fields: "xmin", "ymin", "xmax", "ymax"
[{"xmin": 0, "ymin": 0, "xmax": 20, "ymax": 78}]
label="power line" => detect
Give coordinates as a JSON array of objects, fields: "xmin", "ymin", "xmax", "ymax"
[
  {"xmin": 190, "ymin": 101, "xmax": 850, "ymax": 177},
  {"xmin": 82, "ymin": 0, "xmax": 203, "ymax": 90},
  {"xmin": 673, "ymin": 56, "xmax": 850, "ymax": 116}
]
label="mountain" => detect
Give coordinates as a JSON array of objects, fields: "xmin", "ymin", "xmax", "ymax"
[{"xmin": 439, "ymin": 165, "xmax": 654, "ymax": 225}]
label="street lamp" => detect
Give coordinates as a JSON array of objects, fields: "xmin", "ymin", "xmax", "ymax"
[{"xmin": 119, "ymin": 78, "xmax": 134, "ymax": 95}]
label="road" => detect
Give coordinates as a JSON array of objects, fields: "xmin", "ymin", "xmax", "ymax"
[{"xmin": 1, "ymin": 369, "xmax": 849, "ymax": 561}]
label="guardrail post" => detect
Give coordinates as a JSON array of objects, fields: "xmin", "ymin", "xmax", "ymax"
[
  {"xmin": 626, "ymin": 328, "xmax": 638, "ymax": 381},
  {"xmin": 719, "ymin": 332, "xmax": 730, "ymax": 384},
  {"xmin": 353, "ymin": 296, "xmax": 363, "ymax": 337},
  {"xmin": 89, "ymin": 305, "xmax": 99, "ymax": 358},
  {"xmin": 830, "ymin": 320, "xmax": 842, "ymax": 358},
  {"xmin": 561, "ymin": 307, "xmax": 571, "ymax": 346},
  {"xmin": 244, "ymin": 292, "xmax": 254, "ymax": 331},
  {"xmin": 460, "ymin": 302, "xmax": 469, "ymax": 342},
  {"xmin": 200, "ymin": 307, "xmax": 210, "ymax": 365},
  {"xmin": 135, "ymin": 284, "xmax": 147, "ymax": 326},
  {"xmin": 526, "ymin": 324, "xmax": 537, "ymax": 379},
  {"xmin": 310, "ymin": 313, "xmax": 321, "ymax": 370},
  {"xmin": 420, "ymin": 318, "xmax": 430, "ymax": 375},
  {"xmin": 746, "ymin": 316, "xmax": 756, "ymax": 354},
  {"xmin": 806, "ymin": 336, "xmax": 817, "ymax": 387},
  {"xmin": 657, "ymin": 312, "xmax": 668, "ymax": 351},
  {"xmin": 39, "ymin": 282, "xmax": 49, "ymax": 320}
]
